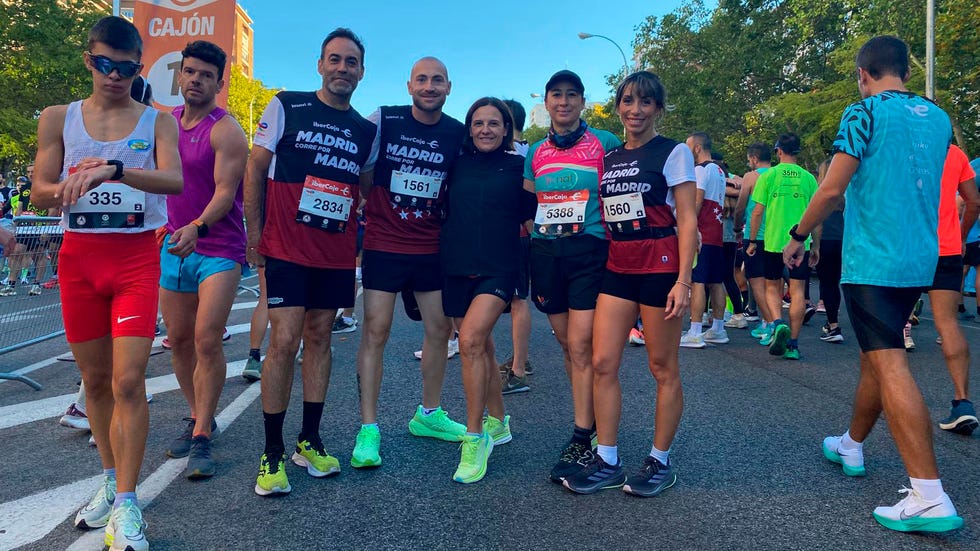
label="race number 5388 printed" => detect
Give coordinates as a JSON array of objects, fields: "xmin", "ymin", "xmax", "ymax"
[
  {"xmin": 296, "ymin": 175, "xmax": 354, "ymax": 233},
  {"xmin": 534, "ymin": 189, "xmax": 588, "ymax": 237}
]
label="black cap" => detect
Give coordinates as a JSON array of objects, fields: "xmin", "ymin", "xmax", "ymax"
[{"xmin": 545, "ymin": 70, "xmax": 585, "ymax": 94}]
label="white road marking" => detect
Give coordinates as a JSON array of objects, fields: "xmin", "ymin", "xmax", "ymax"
[
  {"xmin": 0, "ymin": 360, "xmax": 248, "ymax": 430},
  {"xmin": 0, "ymin": 382, "xmax": 262, "ymax": 551}
]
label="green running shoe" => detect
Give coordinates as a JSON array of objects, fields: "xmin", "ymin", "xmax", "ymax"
[
  {"xmin": 104, "ymin": 498, "xmax": 148, "ymax": 551},
  {"xmin": 408, "ymin": 405, "xmax": 466, "ymax": 442},
  {"xmin": 74, "ymin": 474, "xmax": 115, "ymax": 528},
  {"xmin": 242, "ymin": 356, "xmax": 262, "ymax": 382},
  {"xmin": 351, "ymin": 425, "xmax": 382, "ymax": 468},
  {"xmin": 292, "ymin": 438, "xmax": 341, "ymax": 477},
  {"xmin": 483, "ymin": 414, "xmax": 512, "ymax": 445},
  {"xmin": 783, "ymin": 347, "xmax": 801, "ymax": 360},
  {"xmin": 759, "ymin": 332, "xmax": 774, "ymax": 346},
  {"xmin": 254, "ymin": 453, "xmax": 291, "ymax": 496},
  {"xmin": 750, "ymin": 324, "xmax": 769, "ymax": 339},
  {"xmin": 453, "ymin": 432, "xmax": 494, "ymax": 484},
  {"xmin": 768, "ymin": 323, "xmax": 790, "ymax": 356}
]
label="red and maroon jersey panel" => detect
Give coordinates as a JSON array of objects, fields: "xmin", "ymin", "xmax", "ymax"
[
  {"xmin": 599, "ymin": 136, "xmax": 696, "ymax": 274},
  {"xmin": 252, "ymin": 91, "xmax": 377, "ymax": 269},
  {"xmin": 695, "ymin": 161, "xmax": 726, "ymax": 246},
  {"xmin": 362, "ymin": 106, "xmax": 465, "ymax": 254}
]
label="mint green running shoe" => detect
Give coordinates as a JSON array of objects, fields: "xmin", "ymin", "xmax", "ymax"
[
  {"xmin": 351, "ymin": 425, "xmax": 382, "ymax": 468},
  {"xmin": 768, "ymin": 323, "xmax": 790, "ymax": 356},
  {"xmin": 750, "ymin": 323, "xmax": 769, "ymax": 339},
  {"xmin": 483, "ymin": 415, "xmax": 512, "ymax": 445},
  {"xmin": 453, "ymin": 432, "xmax": 493, "ymax": 484},
  {"xmin": 783, "ymin": 347, "xmax": 801, "ymax": 360},
  {"xmin": 408, "ymin": 405, "xmax": 465, "ymax": 442}
]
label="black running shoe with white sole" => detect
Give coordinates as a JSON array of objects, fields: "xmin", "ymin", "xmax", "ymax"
[
  {"xmin": 562, "ymin": 454, "xmax": 626, "ymax": 494},
  {"xmin": 549, "ymin": 440, "xmax": 595, "ymax": 483},
  {"xmin": 623, "ymin": 456, "xmax": 676, "ymax": 497}
]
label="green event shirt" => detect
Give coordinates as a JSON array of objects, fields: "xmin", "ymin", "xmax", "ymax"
[{"xmin": 751, "ymin": 163, "xmax": 817, "ymax": 252}]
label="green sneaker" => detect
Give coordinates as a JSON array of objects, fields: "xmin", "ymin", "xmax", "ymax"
[
  {"xmin": 351, "ymin": 425, "xmax": 382, "ymax": 468},
  {"xmin": 453, "ymin": 432, "xmax": 494, "ymax": 483},
  {"xmin": 408, "ymin": 405, "xmax": 466, "ymax": 442},
  {"xmin": 254, "ymin": 453, "xmax": 291, "ymax": 496},
  {"xmin": 759, "ymin": 331, "xmax": 774, "ymax": 346},
  {"xmin": 784, "ymin": 347, "xmax": 801, "ymax": 360},
  {"xmin": 768, "ymin": 323, "xmax": 790, "ymax": 356},
  {"xmin": 242, "ymin": 356, "xmax": 262, "ymax": 382},
  {"xmin": 483, "ymin": 414, "xmax": 512, "ymax": 445},
  {"xmin": 291, "ymin": 438, "xmax": 341, "ymax": 477}
]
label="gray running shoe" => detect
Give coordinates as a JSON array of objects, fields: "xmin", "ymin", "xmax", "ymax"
[
  {"xmin": 166, "ymin": 417, "xmax": 218, "ymax": 458},
  {"xmin": 562, "ymin": 454, "xmax": 626, "ymax": 494},
  {"xmin": 186, "ymin": 435, "xmax": 215, "ymax": 479},
  {"xmin": 501, "ymin": 369, "xmax": 529, "ymax": 395},
  {"xmin": 242, "ymin": 356, "xmax": 262, "ymax": 382},
  {"xmin": 74, "ymin": 475, "xmax": 115, "ymax": 528},
  {"xmin": 623, "ymin": 456, "xmax": 677, "ymax": 497}
]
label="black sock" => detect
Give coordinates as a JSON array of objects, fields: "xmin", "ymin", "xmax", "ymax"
[
  {"xmin": 263, "ymin": 410, "xmax": 286, "ymax": 458},
  {"xmin": 299, "ymin": 401, "xmax": 324, "ymax": 442},
  {"xmin": 249, "ymin": 348, "xmax": 261, "ymax": 361},
  {"xmin": 958, "ymin": 304, "xmax": 966, "ymax": 313},
  {"xmin": 572, "ymin": 424, "xmax": 592, "ymax": 445}
]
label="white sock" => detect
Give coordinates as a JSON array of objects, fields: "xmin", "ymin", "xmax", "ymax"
[
  {"xmin": 910, "ymin": 477, "xmax": 944, "ymax": 501},
  {"xmin": 839, "ymin": 431, "xmax": 862, "ymax": 453},
  {"xmin": 342, "ymin": 316, "xmax": 355, "ymax": 324},
  {"xmin": 75, "ymin": 383, "xmax": 87, "ymax": 413},
  {"xmin": 649, "ymin": 445, "xmax": 669, "ymax": 465},
  {"xmin": 355, "ymin": 266, "xmax": 362, "ymax": 279},
  {"xmin": 689, "ymin": 322, "xmax": 703, "ymax": 336},
  {"xmin": 712, "ymin": 318, "xmax": 725, "ymax": 332},
  {"xmin": 596, "ymin": 444, "xmax": 618, "ymax": 465},
  {"xmin": 421, "ymin": 406, "xmax": 439, "ymax": 416}
]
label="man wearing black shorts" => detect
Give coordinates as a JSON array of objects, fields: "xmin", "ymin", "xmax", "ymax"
[
  {"xmin": 734, "ymin": 143, "xmax": 774, "ymax": 335},
  {"xmin": 785, "ymin": 36, "xmax": 962, "ymax": 532},
  {"xmin": 245, "ymin": 28, "xmax": 377, "ymax": 496}
]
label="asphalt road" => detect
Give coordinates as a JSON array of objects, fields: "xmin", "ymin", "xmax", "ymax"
[{"xmin": 0, "ymin": 278, "xmax": 977, "ymax": 551}]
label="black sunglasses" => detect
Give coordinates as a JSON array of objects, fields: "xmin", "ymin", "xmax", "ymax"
[{"xmin": 86, "ymin": 52, "xmax": 143, "ymax": 79}]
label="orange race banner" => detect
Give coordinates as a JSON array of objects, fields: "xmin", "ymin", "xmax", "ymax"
[{"xmin": 133, "ymin": 0, "xmax": 236, "ymax": 110}]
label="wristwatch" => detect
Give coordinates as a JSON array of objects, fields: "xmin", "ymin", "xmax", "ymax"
[
  {"xmin": 107, "ymin": 160, "xmax": 124, "ymax": 181},
  {"xmin": 191, "ymin": 219, "xmax": 209, "ymax": 238},
  {"xmin": 789, "ymin": 224, "xmax": 809, "ymax": 242}
]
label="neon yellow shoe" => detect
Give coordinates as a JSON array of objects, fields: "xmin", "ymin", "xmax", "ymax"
[
  {"xmin": 453, "ymin": 432, "xmax": 494, "ymax": 484},
  {"xmin": 351, "ymin": 425, "xmax": 382, "ymax": 468},
  {"xmin": 291, "ymin": 438, "xmax": 341, "ymax": 477},
  {"xmin": 254, "ymin": 453, "xmax": 291, "ymax": 496},
  {"xmin": 483, "ymin": 414, "xmax": 512, "ymax": 445}
]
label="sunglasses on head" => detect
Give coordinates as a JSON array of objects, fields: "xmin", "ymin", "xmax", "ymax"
[{"xmin": 86, "ymin": 52, "xmax": 143, "ymax": 79}]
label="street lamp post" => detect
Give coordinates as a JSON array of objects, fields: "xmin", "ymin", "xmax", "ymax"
[{"xmin": 578, "ymin": 32, "xmax": 630, "ymax": 76}]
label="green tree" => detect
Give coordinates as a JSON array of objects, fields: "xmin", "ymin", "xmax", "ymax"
[
  {"xmin": 225, "ymin": 68, "xmax": 280, "ymax": 145},
  {"xmin": 523, "ymin": 124, "xmax": 548, "ymax": 145},
  {"xmin": 0, "ymin": 0, "xmax": 102, "ymax": 174},
  {"xmin": 583, "ymin": 102, "xmax": 624, "ymax": 137}
]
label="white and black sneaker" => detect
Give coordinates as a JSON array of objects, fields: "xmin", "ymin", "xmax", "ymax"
[
  {"xmin": 562, "ymin": 454, "xmax": 626, "ymax": 494},
  {"xmin": 623, "ymin": 456, "xmax": 677, "ymax": 497},
  {"xmin": 820, "ymin": 324, "xmax": 844, "ymax": 343}
]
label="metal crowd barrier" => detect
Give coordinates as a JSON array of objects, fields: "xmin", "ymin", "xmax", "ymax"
[{"xmin": 0, "ymin": 216, "xmax": 65, "ymax": 389}]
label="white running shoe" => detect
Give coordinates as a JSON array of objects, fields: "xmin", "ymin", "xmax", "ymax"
[
  {"xmin": 904, "ymin": 322, "xmax": 915, "ymax": 351},
  {"xmin": 872, "ymin": 487, "xmax": 963, "ymax": 533},
  {"xmin": 679, "ymin": 333, "xmax": 706, "ymax": 349},
  {"xmin": 703, "ymin": 328, "xmax": 730, "ymax": 344},
  {"xmin": 821, "ymin": 435, "xmax": 866, "ymax": 476},
  {"xmin": 59, "ymin": 403, "xmax": 90, "ymax": 431},
  {"xmin": 74, "ymin": 475, "xmax": 115, "ymax": 528},
  {"xmin": 628, "ymin": 328, "xmax": 646, "ymax": 346},
  {"xmin": 724, "ymin": 313, "xmax": 748, "ymax": 329},
  {"xmin": 104, "ymin": 499, "xmax": 148, "ymax": 551},
  {"xmin": 414, "ymin": 339, "xmax": 460, "ymax": 360}
]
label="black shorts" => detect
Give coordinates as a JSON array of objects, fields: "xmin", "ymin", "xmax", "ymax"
[
  {"xmin": 16, "ymin": 235, "xmax": 45, "ymax": 252},
  {"xmin": 442, "ymin": 275, "xmax": 514, "ymax": 318},
  {"xmin": 692, "ymin": 244, "xmax": 725, "ymax": 284},
  {"xmin": 530, "ymin": 235, "xmax": 608, "ymax": 314},
  {"xmin": 361, "ymin": 250, "xmax": 441, "ymax": 293},
  {"xmin": 963, "ymin": 241, "xmax": 980, "ymax": 267},
  {"xmin": 764, "ymin": 250, "xmax": 810, "ymax": 280},
  {"xmin": 515, "ymin": 236, "xmax": 530, "ymax": 300},
  {"xmin": 745, "ymin": 240, "xmax": 766, "ymax": 279},
  {"xmin": 601, "ymin": 270, "xmax": 677, "ymax": 308},
  {"xmin": 842, "ymin": 284, "xmax": 923, "ymax": 352},
  {"xmin": 265, "ymin": 256, "xmax": 355, "ymax": 310},
  {"xmin": 930, "ymin": 255, "xmax": 964, "ymax": 292}
]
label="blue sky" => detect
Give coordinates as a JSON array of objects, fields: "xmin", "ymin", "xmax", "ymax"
[{"xmin": 238, "ymin": 0, "xmax": 694, "ymax": 123}]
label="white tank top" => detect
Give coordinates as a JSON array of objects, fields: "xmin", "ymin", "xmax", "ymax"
[{"xmin": 60, "ymin": 100, "xmax": 167, "ymax": 233}]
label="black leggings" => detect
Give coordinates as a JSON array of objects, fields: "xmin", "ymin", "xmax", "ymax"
[
  {"xmin": 722, "ymin": 242, "xmax": 744, "ymax": 314},
  {"xmin": 816, "ymin": 240, "xmax": 843, "ymax": 323}
]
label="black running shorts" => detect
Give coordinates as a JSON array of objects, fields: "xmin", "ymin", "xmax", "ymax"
[
  {"xmin": 842, "ymin": 284, "xmax": 922, "ymax": 352},
  {"xmin": 442, "ymin": 274, "xmax": 514, "ymax": 318},
  {"xmin": 930, "ymin": 255, "xmax": 964, "ymax": 292},
  {"xmin": 361, "ymin": 250, "xmax": 442, "ymax": 293},
  {"xmin": 530, "ymin": 235, "xmax": 608, "ymax": 314},
  {"xmin": 601, "ymin": 270, "xmax": 678, "ymax": 308},
  {"xmin": 265, "ymin": 257, "xmax": 354, "ymax": 310}
]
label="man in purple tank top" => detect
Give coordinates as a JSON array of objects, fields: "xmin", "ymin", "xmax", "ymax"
[{"xmin": 158, "ymin": 41, "xmax": 248, "ymax": 479}]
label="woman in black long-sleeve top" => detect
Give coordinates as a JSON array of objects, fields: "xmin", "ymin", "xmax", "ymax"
[{"xmin": 440, "ymin": 97, "xmax": 535, "ymax": 484}]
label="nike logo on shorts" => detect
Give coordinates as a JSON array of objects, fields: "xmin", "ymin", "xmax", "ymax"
[{"xmin": 117, "ymin": 315, "xmax": 141, "ymax": 324}]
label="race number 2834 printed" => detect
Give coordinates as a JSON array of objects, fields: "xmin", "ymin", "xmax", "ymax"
[{"xmin": 296, "ymin": 175, "xmax": 355, "ymax": 233}]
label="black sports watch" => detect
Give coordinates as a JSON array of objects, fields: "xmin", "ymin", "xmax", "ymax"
[
  {"xmin": 789, "ymin": 224, "xmax": 809, "ymax": 243},
  {"xmin": 107, "ymin": 160, "xmax": 124, "ymax": 181},
  {"xmin": 192, "ymin": 219, "xmax": 209, "ymax": 238}
]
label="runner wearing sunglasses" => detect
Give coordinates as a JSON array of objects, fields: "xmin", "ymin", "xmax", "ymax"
[{"xmin": 31, "ymin": 16, "xmax": 183, "ymax": 551}]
